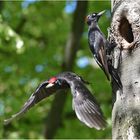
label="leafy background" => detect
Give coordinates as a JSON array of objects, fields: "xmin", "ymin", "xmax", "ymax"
[{"xmin": 0, "ymin": 0, "xmax": 111, "ymax": 139}]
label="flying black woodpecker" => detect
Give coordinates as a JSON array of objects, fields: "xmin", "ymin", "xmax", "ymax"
[
  {"xmin": 4, "ymin": 72, "xmax": 106, "ymax": 130},
  {"xmin": 86, "ymin": 11, "xmax": 122, "ymax": 89}
]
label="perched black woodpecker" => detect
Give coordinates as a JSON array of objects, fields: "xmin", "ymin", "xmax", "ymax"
[
  {"xmin": 4, "ymin": 72, "xmax": 106, "ymax": 130},
  {"xmin": 86, "ymin": 10, "xmax": 122, "ymax": 89}
]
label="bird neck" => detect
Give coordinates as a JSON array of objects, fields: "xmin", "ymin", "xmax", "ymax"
[
  {"xmin": 88, "ymin": 25, "xmax": 101, "ymax": 34},
  {"xmin": 89, "ymin": 21, "xmax": 99, "ymax": 29}
]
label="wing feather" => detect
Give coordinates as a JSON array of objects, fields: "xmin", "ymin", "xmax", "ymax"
[
  {"xmin": 4, "ymin": 80, "xmax": 61, "ymax": 124},
  {"xmin": 90, "ymin": 30, "xmax": 110, "ymax": 81},
  {"xmin": 74, "ymin": 105, "xmax": 92, "ymax": 127},
  {"xmin": 71, "ymin": 82, "xmax": 106, "ymax": 130}
]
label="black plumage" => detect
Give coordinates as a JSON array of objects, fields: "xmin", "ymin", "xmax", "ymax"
[
  {"xmin": 4, "ymin": 72, "xmax": 106, "ymax": 130},
  {"xmin": 86, "ymin": 11, "xmax": 122, "ymax": 89}
]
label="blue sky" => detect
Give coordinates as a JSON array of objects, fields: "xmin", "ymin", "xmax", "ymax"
[{"xmin": 21, "ymin": 0, "xmax": 77, "ymax": 14}]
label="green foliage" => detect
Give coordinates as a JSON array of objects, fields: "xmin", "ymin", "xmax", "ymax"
[{"xmin": 0, "ymin": 1, "xmax": 111, "ymax": 139}]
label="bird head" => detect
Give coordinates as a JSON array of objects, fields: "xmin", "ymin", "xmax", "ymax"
[
  {"xmin": 46, "ymin": 77, "xmax": 61, "ymax": 88},
  {"xmin": 86, "ymin": 10, "xmax": 105, "ymax": 25}
]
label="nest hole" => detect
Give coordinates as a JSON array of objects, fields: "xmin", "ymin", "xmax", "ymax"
[{"xmin": 119, "ymin": 17, "xmax": 134, "ymax": 43}]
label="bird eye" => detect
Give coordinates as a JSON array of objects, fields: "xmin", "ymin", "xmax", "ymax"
[
  {"xmin": 56, "ymin": 79, "xmax": 62, "ymax": 85},
  {"xmin": 92, "ymin": 13, "xmax": 96, "ymax": 17}
]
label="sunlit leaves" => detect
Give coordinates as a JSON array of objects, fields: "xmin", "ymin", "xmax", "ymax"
[{"xmin": 0, "ymin": 18, "xmax": 24, "ymax": 54}]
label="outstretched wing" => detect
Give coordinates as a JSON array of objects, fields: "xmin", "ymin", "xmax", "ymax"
[
  {"xmin": 4, "ymin": 80, "xmax": 62, "ymax": 125},
  {"xmin": 71, "ymin": 82, "xmax": 106, "ymax": 130}
]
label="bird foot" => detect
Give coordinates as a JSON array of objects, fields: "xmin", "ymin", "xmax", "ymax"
[{"xmin": 121, "ymin": 40, "xmax": 139, "ymax": 50}]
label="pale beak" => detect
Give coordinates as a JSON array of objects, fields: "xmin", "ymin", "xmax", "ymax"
[
  {"xmin": 97, "ymin": 10, "xmax": 106, "ymax": 17},
  {"xmin": 46, "ymin": 83, "xmax": 54, "ymax": 88}
]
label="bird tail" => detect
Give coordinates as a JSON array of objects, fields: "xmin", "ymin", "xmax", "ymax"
[
  {"xmin": 102, "ymin": 66, "xmax": 110, "ymax": 81},
  {"xmin": 108, "ymin": 61, "xmax": 122, "ymax": 89}
]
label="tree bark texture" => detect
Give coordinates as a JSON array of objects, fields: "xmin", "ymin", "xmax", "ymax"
[
  {"xmin": 44, "ymin": 1, "xmax": 88, "ymax": 139},
  {"xmin": 111, "ymin": 0, "xmax": 140, "ymax": 139}
]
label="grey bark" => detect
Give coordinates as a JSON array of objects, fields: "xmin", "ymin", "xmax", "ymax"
[
  {"xmin": 44, "ymin": 1, "xmax": 88, "ymax": 139},
  {"xmin": 111, "ymin": 0, "xmax": 140, "ymax": 139}
]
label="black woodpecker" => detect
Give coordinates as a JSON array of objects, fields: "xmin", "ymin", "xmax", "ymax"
[
  {"xmin": 4, "ymin": 72, "xmax": 106, "ymax": 130},
  {"xmin": 86, "ymin": 11, "xmax": 122, "ymax": 89}
]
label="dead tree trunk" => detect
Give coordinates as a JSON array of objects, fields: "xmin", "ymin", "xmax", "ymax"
[
  {"xmin": 111, "ymin": 0, "xmax": 140, "ymax": 139},
  {"xmin": 44, "ymin": 1, "xmax": 88, "ymax": 139}
]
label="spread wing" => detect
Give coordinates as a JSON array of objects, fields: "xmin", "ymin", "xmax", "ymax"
[
  {"xmin": 71, "ymin": 82, "xmax": 106, "ymax": 130},
  {"xmin": 4, "ymin": 80, "xmax": 63, "ymax": 125}
]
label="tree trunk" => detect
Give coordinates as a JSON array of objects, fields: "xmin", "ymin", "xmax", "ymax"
[
  {"xmin": 111, "ymin": 0, "xmax": 140, "ymax": 139},
  {"xmin": 0, "ymin": 1, "xmax": 4, "ymax": 12},
  {"xmin": 44, "ymin": 1, "xmax": 88, "ymax": 139}
]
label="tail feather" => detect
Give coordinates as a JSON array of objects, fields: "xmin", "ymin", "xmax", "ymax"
[{"xmin": 108, "ymin": 62, "xmax": 122, "ymax": 89}]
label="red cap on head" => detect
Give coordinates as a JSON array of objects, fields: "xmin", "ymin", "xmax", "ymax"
[{"xmin": 48, "ymin": 77, "xmax": 57, "ymax": 83}]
